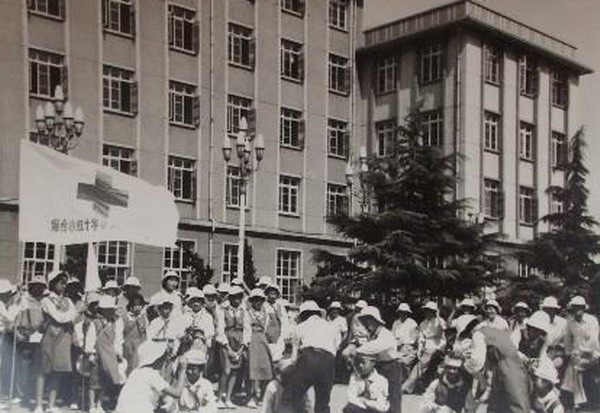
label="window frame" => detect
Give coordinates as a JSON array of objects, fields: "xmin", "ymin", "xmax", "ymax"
[
  {"xmin": 421, "ymin": 111, "xmax": 444, "ymax": 147},
  {"xmin": 228, "ymin": 22, "xmax": 255, "ymax": 70},
  {"xmin": 22, "ymin": 242, "xmax": 55, "ymax": 284},
  {"xmin": 102, "ymin": 0, "xmax": 135, "ymax": 38},
  {"xmin": 102, "ymin": 64, "xmax": 137, "ymax": 116},
  {"xmin": 328, "ymin": 0, "xmax": 348, "ymax": 32},
  {"xmin": 327, "ymin": 118, "xmax": 349, "ymax": 159},
  {"xmin": 28, "ymin": 0, "xmax": 65, "ymax": 20},
  {"xmin": 163, "ymin": 239, "xmax": 196, "ymax": 293},
  {"xmin": 29, "ymin": 48, "xmax": 65, "ymax": 100},
  {"xmin": 484, "ymin": 111, "xmax": 501, "ymax": 153},
  {"xmin": 551, "ymin": 70, "xmax": 569, "ymax": 108},
  {"xmin": 419, "ymin": 42, "xmax": 443, "ymax": 84},
  {"xmin": 551, "ymin": 131, "xmax": 568, "ymax": 169},
  {"xmin": 169, "ymin": 80, "xmax": 199, "ymax": 128},
  {"xmin": 483, "ymin": 44, "xmax": 502, "ymax": 85},
  {"xmin": 167, "ymin": 155, "xmax": 197, "ymax": 203},
  {"xmin": 519, "ymin": 121, "xmax": 535, "ymax": 162},
  {"xmin": 328, "ymin": 53, "xmax": 350, "ymax": 95},
  {"xmin": 225, "ymin": 165, "xmax": 248, "ymax": 209},
  {"xmin": 483, "ymin": 178, "xmax": 501, "ymax": 219},
  {"xmin": 327, "ymin": 183, "xmax": 349, "ymax": 217},
  {"xmin": 376, "ymin": 54, "xmax": 398, "ymax": 95},
  {"xmin": 278, "ymin": 174, "xmax": 301, "ymax": 216},
  {"xmin": 519, "ymin": 186, "xmax": 536, "ymax": 225},
  {"xmin": 168, "ymin": 4, "xmax": 198, "ymax": 55},
  {"xmin": 281, "ymin": 0, "xmax": 305, "ymax": 16},
  {"xmin": 519, "ymin": 54, "xmax": 538, "ymax": 98},
  {"xmin": 227, "ymin": 94, "xmax": 253, "ymax": 136},
  {"xmin": 102, "ymin": 144, "xmax": 136, "ymax": 175},
  {"xmin": 222, "ymin": 243, "xmax": 239, "ymax": 284},
  {"xmin": 280, "ymin": 107, "xmax": 304, "ymax": 149},
  {"xmin": 375, "ymin": 119, "xmax": 396, "ymax": 157},
  {"xmin": 275, "ymin": 249, "xmax": 302, "ymax": 304},
  {"xmin": 96, "ymin": 241, "xmax": 131, "ymax": 286},
  {"xmin": 280, "ymin": 38, "xmax": 304, "ymax": 83}
]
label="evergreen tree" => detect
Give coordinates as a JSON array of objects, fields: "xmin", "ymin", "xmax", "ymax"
[
  {"xmin": 243, "ymin": 240, "xmax": 258, "ymax": 289},
  {"xmin": 521, "ymin": 128, "xmax": 600, "ymax": 287},
  {"xmin": 186, "ymin": 250, "xmax": 214, "ymax": 289},
  {"xmin": 309, "ymin": 113, "xmax": 501, "ymax": 302}
]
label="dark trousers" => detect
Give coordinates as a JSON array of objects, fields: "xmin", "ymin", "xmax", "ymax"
[
  {"xmin": 281, "ymin": 348, "xmax": 335, "ymax": 413},
  {"xmin": 377, "ymin": 359, "xmax": 404, "ymax": 413},
  {"xmin": 343, "ymin": 403, "xmax": 380, "ymax": 413}
]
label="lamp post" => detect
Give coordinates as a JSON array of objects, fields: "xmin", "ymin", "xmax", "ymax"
[
  {"xmin": 34, "ymin": 85, "xmax": 85, "ymax": 154},
  {"xmin": 222, "ymin": 117, "xmax": 265, "ymax": 281},
  {"xmin": 346, "ymin": 146, "xmax": 369, "ymax": 213}
]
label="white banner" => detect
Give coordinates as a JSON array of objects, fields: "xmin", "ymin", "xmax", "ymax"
[{"xmin": 19, "ymin": 140, "xmax": 179, "ymax": 247}]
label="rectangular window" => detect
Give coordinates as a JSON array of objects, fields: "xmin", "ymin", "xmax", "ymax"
[
  {"xmin": 551, "ymin": 131, "xmax": 568, "ymax": 168},
  {"xmin": 376, "ymin": 55, "xmax": 398, "ymax": 94},
  {"xmin": 276, "ymin": 249, "xmax": 302, "ymax": 304},
  {"xmin": 281, "ymin": 0, "xmax": 305, "ymax": 15},
  {"xmin": 102, "ymin": 144, "xmax": 135, "ymax": 175},
  {"xmin": 327, "ymin": 183, "xmax": 349, "ymax": 217},
  {"xmin": 421, "ymin": 111, "xmax": 443, "ymax": 147},
  {"xmin": 168, "ymin": 5, "xmax": 198, "ymax": 54},
  {"xmin": 227, "ymin": 94, "xmax": 253, "ymax": 135},
  {"xmin": 281, "ymin": 39, "xmax": 304, "ymax": 82},
  {"xmin": 552, "ymin": 70, "xmax": 569, "ymax": 108},
  {"xmin": 280, "ymin": 107, "xmax": 304, "ymax": 149},
  {"xmin": 29, "ymin": 49, "xmax": 65, "ymax": 99},
  {"xmin": 28, "ymin": 0, "xmax": 64, "ymax": 19},
  {"xmin": 168, "ymin": 156, "xmax": 196, "ymax": 202},
  {"xmin": 103, "ymin": 65, "xmax": 136, "ymax": 114},
  {"xmin": 226, "ymin": 166, "xmax": 247, "ymax": 208},
  {"xmin": 102, "ymin": 0, "xmax": 134, "ymax": 36},
  {"xmin": 519, "ymin": 54, "xmax": 538, "ymax": 97},
  {"xmin": 279, "ymin": 175, "xmax": 300, "ymax": 215},
  {"xmin": 419, "ymin": 43, "xmax": 443, "ymax": 83},
  {"xmin": 163, "ymin": 240, "xmax": 195, "ymax": 293},
  {"xmin": 329, "ymin": 0, "xmax": 347, "ymax": 31},
  {"xmin": 22, "ymin": 242, "xmax": 55, "ymax": 283},
  {"xmin": 484, "ymin": 112, "xmax": 500, "ymax": 152},
  {"xmin": 519, "ymin": 186, "xmax": 536, "ymax": 225},
  {"xmin": 222, "ymin": 243, "xmax": 239, "ymax": 283},
  {"xmin": 376, "ymin": 120, "xmax": 396, "ymax": 157},
  {"xmin": 518, "ymin": 261, "xmax": 537, "ymax": 278},
  {"xmin": 484, "ymin": 44, "xmax": 501, "ymax": 84},
  {"xmin": 519, "ymin": 122, "xmax": 535, "ymax": 161},
  {"xmin": 550, "ymin": 191, "xmax": 563, "ymax": 231},
  {"xmin": 169, "ymin": 81, "xmax": 199, "ymax": 127},
  {"xmin": 328, "ymin": 119, "xmax": 349, "ymax": 158},
  {"xmin": 97, "ymin": 241, "xmax": 130, "ymax": 285},
  {"xmin": 328, "ymin": 54, "xmax": 350, "ymax": 95},
  {"xmin": 228, "ymin": 23, "xmax": 254, "ymax": 69},
  {"xmin": 484, "ymin": 179, "xmax": 501, "ymax": 219}
]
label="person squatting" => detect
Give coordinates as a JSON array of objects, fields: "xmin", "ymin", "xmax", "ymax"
[{"xmin": 0, "ymin": 270, "xmax": 599, "ymax": 413}]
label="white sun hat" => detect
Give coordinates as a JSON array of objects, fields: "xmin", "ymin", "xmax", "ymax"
[
  {"xmin": 355, "ymin": 300, "xmax": 368, "ymax": 310},
  {"xmin": 98, "ymin": 296, "xmax": 117, "ymax": 309},
  {"xmin": 124, "ymin": 276, "xmax": 141, "ymax": 287},
  {"xmin": 568, "ymin": 295, "xmax": 587, "ymax": 308},
  {"xmin": 397, "ymin": 303, "xmax": 412, "ymax": 313},
  {"xmin": 217, "ymin": 283, "xmax": 231, "ymax": 294},
  {"xmin": 0, "ymin": 279, "xmax": 15, "ymax": 294},
  {"xmin": 359, "ymin": 306, "xmax": 385, "ymax": 325},
  {"xmin": 202, "ymin": 284, "xmax": 217, "ymax": 296},
  {"xmin": 298, "ymin": 300, "xmax": 321, "ymax": 315},
  {"xmin": 229, "ymin": 285, "xmax": 244, "ymax": 296},
  {"xmin": 423, "ymin": 301, "xmax": 438, "ymax": 312},
  {"xmin": 249, "ymin": 288, "xmax": 266, "ymax": 300},
  {"xmin": 526, "ymin": 310, "xmax": 551, "ymax": 333},
  {"xmin": 138, "ymin": 341, "xmax": 168, "ymax": 366},
  {"xmin": 453, "ymin": 314, "xmax": 478, "ymax": 336},
  {"xmin": 541, "ymin": 296, "xmax": 561, "ymax": 309},
  {"xmin": 459, "ymin": 298, "xmax": 475, "ymax": 308},
  {"xmin": 329, "ymin": 301, "xmax": 342, "ymax": 310}
]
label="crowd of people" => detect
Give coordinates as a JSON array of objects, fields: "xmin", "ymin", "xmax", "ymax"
[{"xmin": 0, "ymin": 269, "xmax": 599, "ymax": 413}]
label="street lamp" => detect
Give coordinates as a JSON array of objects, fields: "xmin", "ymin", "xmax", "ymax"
[
  {"xmin": 222, "ymin": 117, "xmax": 265, "ymax": 281},
  {"xmin": 34, "ymin": 85, "xmax": 85, "ymax": 154}
]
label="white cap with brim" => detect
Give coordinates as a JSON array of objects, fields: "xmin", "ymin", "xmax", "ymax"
[
  {"xmin": 98, "ymin": 296, "xmax": 117, "ymax": 309},
  {"xmin": 359, "ymin": 306, "xmax": 385, "ymax": 325},
  {"xmin": 513, "ymin": 302, "xmax": 530, "ymax": 311},
  {"xmin": 568, "ymin": 296, "xmax": 587, "ymax": 308},
  {"xmin": 29, "ymin": 275, "xmax": 47, "ymax": 286},
  {"xmin": 355, "ymin": 300, "xmax": 367, "ymax": 309},
  {"xmin": 162, "ymin": 270, "xmax": 180, "ymax": 281},
  {"xmin": 453, "ymin": 314, "xmax": 478, "ymax": 336},
  {"xmin": 541, "ymin": 296, "xmax": 560, "ymax": 309},
  {"xmin": 217, "ymin": 283, "xmax": 231, "ymax": 294},
  {"xmin": 423, "ymin": 301, "xmax": 438, "ymax": 312},
  {"xmin": 86, "ymin": 291, "xmax": 101, "ymax": 305},
  {"xmin": 329, "ymin": 301, "xmax": 342, "ymax": 310},
  {"xmin": 231, "ymin": 278, "xmax": 244, "ymax": 286},
  {"xmin": 47, "ymin": 270, "xmax": 65, "ymax": 284},
  {"xmin": 485, "ymin": 299, "xmax": 501, "ymax": 312},
  {"xmin": 298, "ymin": 300, "xmax": 321, "ymax": 315},
  {"xmin": 258, "ymin": 276, "xmax": 273, "ymax": 286},
  {"xmin": 0, "ymin": 279, "xmax": 15, "ymax": 294},
  {"xmin": 397, "ymin": 303, "xmax": 412, "ymax": 313},
  {"xmin": 229, "ymin": 285, "xmax": 244, "ymax": 296},
  {"xmin": 202, "ymin": 284, "xmax": 217, "ymax": 296},
  {"xmin": 103, "ymin": 280, "xmax": 119, "ymax": 290},
  {"xmin": 186, "ymin": 288, "xmax": 205, "ymax": 301},
  {"xmin": 138, "ymin": 341, "xmax": 168, "ymax": 366},
  {"xmin": 444, "ymin": 356, "xmax": 463, "ymax": 368},
  {"xmin": 249, "ymin": 288, "xmax": 266, "ymax": 300},
  {"xmin": 526, "ymin": 311, "xmax": 551, "ymax": 333},
  {"xmin": 124, "ymin": 276, "xmax": 141, "ymax": 287},
  {"xmin": 183, "ymin": 349, "xmax": 207, "ymax": 365},
  {"xmin": 459, "ymin": 298, "xmax": 475, "ymax": 308}
]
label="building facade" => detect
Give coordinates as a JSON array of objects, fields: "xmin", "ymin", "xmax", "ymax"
[
  {"xmin": 355, "ymin": 0, "xmax": 592, "ymax": 276},
  {"xmin": 0, "ymin": 0, "xmax": 364, "ymax": 302}
]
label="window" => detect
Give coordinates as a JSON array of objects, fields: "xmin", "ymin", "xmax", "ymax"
[
  {"xmin": 518, "ymin": 261, "xmax": 537, "ymax": 278},
  {"xmin": 327, "ymin": 183, "xmax": 349, "ymax": 217},
  {"xmin": 519, "ymin": 122, "xmax": 535, "ymax": 161},
  {"xmin": 519, "ymin": 54, "xmax": 538, "ymax": 97},
  {"xmin": 168, "ymin": 156, "xmax": 196, "ymax": 202},
  {"xmin": 419, "ymin": 43, "xmax": 443, "ymax": 83},
  {"xmin": 28, "ymin": 0, "xmax": 64, "ymax": 19},
  {"xmin": 328, "ymin": 119, "xmax": 349, "ymax": 158},
  {"xmin": 227, "ymin": 94, "xmax": 253, "ymax": 135},
  {"xmin": 376, "ymin": 55, "xmax": 398, "ymax": 94},
  {"xmin": 276, "ymin": 250, "xmax": 302, "ymax": 304},
  {"xmin": 168, "ymin": 5, "xmax": 198, "ymax": 54},
  {"xmin": 280, "ymin": 107, "xmax": 304, "ymax": 149},
  {"xmin": 421, "ymin": 111, "xmax": 443, "ymax": 147},
  {"xmin": 484, "ymin": 112, "xmax": 500, "ymax": 152},
  {"xmin": 22, "ymin": 242, "xmax": 55, "ymax": 283},
  {"xmin": 29, "ymin": 49, "xmax": 66, "ymax": 99},
  {"xmin": 551, "ymin": 131, "xmax": 568, "ymax": 168},
  {"xmin": 328, "ymin": 54, "xmax": 350, "ymax": 95},
  {"xmin": 226, "ymin": 166, "xmax": 247, "ymax": 208},
  {"xmin": 484, "ymin": 44, "xmax": 501, "ymax": 84},
  {"xmin": 102, "ymin": 144, "xmax": 135, "ymax": 175},
  {"xmin": 222, "ymin": 244, "xmax": 239, "ymax": 283},
  {"xmin": 281, "ymin": 39, "xmax": 304, "ymax": 82},
  {"xmin": 552, "ymin": 70, "xmax": 568, "ymax": 108},
  {"xmin": 102, "ymin": 0, "xmax": 135, "ymax": 36},
  {"xmin": 163, "ymin": 240, "xmax": 196, "ymax": 293},
  {"xmin": 97, "ymin": 241, "xmax": 130, "ymax": 285},
  {"xmin": 550, "ymin": 190, "xmax": 564, "ymax": 231},
  {"xmin": 228, "ymin": 23, "xmax": 255, "ymax": 69},
  {"xmin": 519, "ymin": 186, "xmax": 536, "ymax": 225},
  {"xmin": 376, "ymin": 120, "xmax": 396, "ymax": 157},
  {"xmin": 484, "ymin": 179, "xmax": 501, "ymax": 219},
  {"xmin": 279, "ymin": 175, "xmax": 300, "ymax": 215},
  {"xmin": 281, "ymin": 0, "xmax": 305, "ymax": 15},
  {"xmin": 329, "ymin": 0, "xmax": 348, "ymax": 31},
  {"xmin": 103, "ymin": 65, "xmax": 137, "ymax": 114},
  {"xmin": 169, "ymin": 81, "xmax": 199, "ymax": 127}
]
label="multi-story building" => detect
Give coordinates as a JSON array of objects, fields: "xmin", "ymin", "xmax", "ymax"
[
  {"xmin": 355, "ymin": 0, "xmax": 593, "ymax": 276},
  {"xmin": 0, "ymin": 0, "xmax": 364, "ymax": 302}
]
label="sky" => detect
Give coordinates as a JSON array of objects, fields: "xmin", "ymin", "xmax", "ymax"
[{"xmin": 365, "ymin": 0, "xmax": 600, "ymax": 222}]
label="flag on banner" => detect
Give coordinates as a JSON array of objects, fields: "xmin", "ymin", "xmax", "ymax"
[
  {"xmin": 85, "ymin": 243, "xmax": 101, "ymax": 292},
  {"xmin": 19, "ymin": 140, "xmax": 179, "ymax": 247}
]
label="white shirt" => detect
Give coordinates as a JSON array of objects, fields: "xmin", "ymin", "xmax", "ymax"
[
  {"xmin": 151, "ymin": 290, "xmax": 183, "ymax": 317},
  {"xmin": 296, "ymin": 315, "xmax": 337, "ymax": 356},
  {"xmin": 147, "ymin": 314, "xmax": 187, "ymax": 342},
  {"xmin": 546, "ymin": 315, "xmax": 567, "ymax": 349},
  {"xmin": 358, "ymin": 326, "xmax": 398, "ymax": 362},
  {"xmin": 347, "ymin": 370, "xmax": 389, "ymax": 412},
  {"xmin": 478, "ymin": 315, "xmax": 509, "ymax": 331},
  {"xmin": 328, "ymin": 315, "xmax": 348, "ymax": 350},
  {"xmin": 179, "ymin": 377, "xmax": 217, "ymax": 413},
  {"xmin": 41, "ymin": 292, "xmax": 76, "ymax": 324},
  {"xmin": 392, "ymin": 317, "xmax": 418, "ymax": 346},
  {"xmin": 182, "ymin": 310, "xmax": 215, "ymax": 342},
  {"xmin": 84, "ymin": 318, "xmax": 124, "ymax": 357},
  {"xmin": 0, "ymin": 301, "xmax": 19, "ymax": 333},
  {"xmin": 565, "ymin": 313, "xmax": 600, "ymax": 357},
  {"xmin": 116, "ymin": 367, "xmax": 169, "ymax": 413}
]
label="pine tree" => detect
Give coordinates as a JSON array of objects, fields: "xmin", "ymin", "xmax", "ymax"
[
  {"xmin": 309, "ymin": 113, "xmax": 501, "ymax": 302},
  {"xmin": 522, "ymin": 128, "xmax": 600, "ymax": 287},
  {"xmin": 186, "ymin": 250, "xmax": 214, "ymax": 288},
  {"xmin": 243, "ymin": 240, "xmax": 258, "ymax": 289}
]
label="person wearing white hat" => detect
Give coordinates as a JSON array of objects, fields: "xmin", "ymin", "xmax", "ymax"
[
  {"xmin": 520, "ymin": 311, "xmax": 552, "ymax": 363},
  {"xmin": 479, "ymin": 299, "xmax": 509, "ymax": 331},
  {"xmin": 392, "ymin": 303, "xmax": 418, "ymax": 373},
  {"xmin": 122, "ymin": 292, "xmax": 149, "ymax": 376},
  {"xmin": 0, "ymin": 278, "xmax": 19, "ymax": 409},
  {"xmin": 532, "ymin": 358, "xmax": 564, "ymax": 413},
  {"xmin": 116, "ymin": 276, "xmax": 142, "ymax": 317},
  {"xmin": 458, "ymin": 298, "xmax": 476, "ymax": 315},
  {"xmin": 85, "ymin": 296, "xmax": 124, "ymax": 413},
  {"xmin": 115, "ymin": 341, "xmax": 188, "ymax": 413},
  {"xmin": 264, "ymin": 283, "xmax": 289, "ymax": 363},
  {"xmin": 345, "ymin": 300, "xmax": 370, "ymax": 352},
  {"xmin": 344, "ymin": 347, "xmax": 390, "ymax": 413},
  {"xmin": 562, "ymin": 295, "xmax": 600, "ymax": 408},
  {"xmin": 150, "ymin": 271, "xmax": 184, "ymax": 319},
  {"xmin": 422, "ymin": 352, "xmax": 470, "ymax": 413},
  {"xmin": 257, "ymin": 276, "xmax": 273, "ymax": 289},
  {"xmin": 147, "ymin": 294, "xmax": 187, "ymax": 349},
  {"xmin": 279, "ymin": 300, "xmax": 338, "ymax": 413},
  {"xmin": 216, "ymin": 283, "xmax": 231, "ymax": 309},
  {"xmin": 509, "ymin": 301, "xmax": 531, "ymax": 348},
  {"xmin": 327, "ymin": 301, "xmax": 348, "ymax": 351},
  {"xmin": 182, "ymin": 288, "xmax": 215, "ymax": 344},
  {"xmin": 540, "ymin": 296, "xmax": 568, "ymax": 358},
  {"xmin": 178, "ymin": 350, "xmax": 217, "ymax": 413}
]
